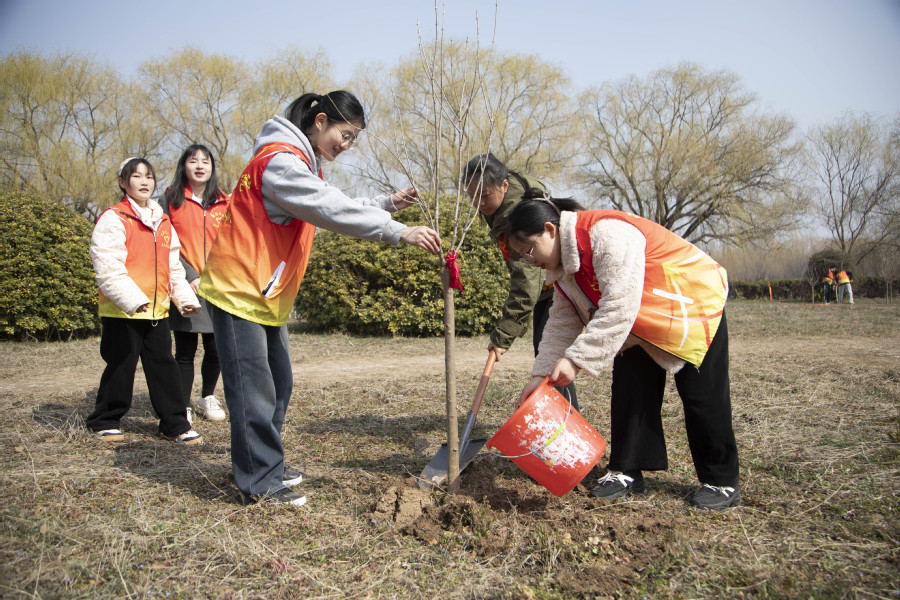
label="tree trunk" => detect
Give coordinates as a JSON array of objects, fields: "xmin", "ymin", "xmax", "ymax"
[{"xmin": 441, "ymin": 264, "xmax": 460, "ymax": 492}]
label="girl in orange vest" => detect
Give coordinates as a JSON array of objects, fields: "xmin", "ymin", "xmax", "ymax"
[
  {"xmin": 87, "ymin": 157, "xmax": 203, "ymax": 445},
  {"xmin": 506, "ymin": 197, "xmax": 740, "ymax": 510},
  {"xmin": 162, "ymin": 145, "xmax": 229, "ymax": 423},
  {"xmin": 198, "ymin": 91, "xmax": 441, "ymax": 506}
]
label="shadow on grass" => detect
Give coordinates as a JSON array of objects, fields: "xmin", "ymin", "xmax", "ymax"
[
  {"xmin": 302, "ymin": 412, "xmax": 504, "ymax": 475},
  {"xmin": 111, "ymin": 440, "xmax": 237, "ymax": 502},
  {"xmin": 32, "ymin": 392, "xmax": 243, "ymax": 504}
]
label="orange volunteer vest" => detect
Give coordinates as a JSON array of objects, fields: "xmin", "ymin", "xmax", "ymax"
[
  {"xmin": 166, "ymin": 186, "xmax": 229, "ymax": 276},
  {"xmin": 97, "ymin": 198, "xmax": 173, "ymax": 320},
  {"xmin": 559, "ymin": 210, "xmax": 728, "ymax": 366},
  {"xmin": 836, "ymin": 270, "xmax": 850, "ymax": 284},
  {"xmin": 199, "ymin": 142, "xmax": 322, "ymax": 326},
  {"xmin": 822, "ymin": 269, "xmax": 834, "ymax": 285}
]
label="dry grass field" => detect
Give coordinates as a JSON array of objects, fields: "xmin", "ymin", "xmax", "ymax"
[{"xmin": 1, "ymin": 300, "xmax": 898, "ymax": 599}]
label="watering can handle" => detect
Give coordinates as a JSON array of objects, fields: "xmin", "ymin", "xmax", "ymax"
[{"xmin": 469, "ymin": 350, "xmax": 497, "ymax": 416}]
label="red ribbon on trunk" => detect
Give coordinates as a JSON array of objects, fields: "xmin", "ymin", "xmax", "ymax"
[{"xmin": 445, "ymin": 249, "xmax": 464, "ymax": 293}]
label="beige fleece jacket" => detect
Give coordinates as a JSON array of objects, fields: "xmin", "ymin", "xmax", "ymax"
[{"xmin": 532, "ymin": 211, "xmax": 687, "ymax": 379}]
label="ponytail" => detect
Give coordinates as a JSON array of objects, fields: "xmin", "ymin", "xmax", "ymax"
[
  {"xmin": 506, "ymin": 197, "xmax": 584, "ymax": 244},
  {"xmin": 285, "ymin": 90, "xmax": 366, "ymax": 135}
]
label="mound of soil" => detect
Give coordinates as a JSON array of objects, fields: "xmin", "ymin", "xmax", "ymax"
[{"xmin": 369, "ymin": 454, "xmax": 684, "ymax": 595}]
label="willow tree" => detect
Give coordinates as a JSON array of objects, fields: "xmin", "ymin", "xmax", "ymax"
[
  {"xmin": 352, "ymin": 42, "xmax": 575, "ymax": 195},
  {"xmin": 0, "ymin": 51, "xmax": 145, "ymax": 218},
  {"xmin": 576, "ymin": 62, "xmax": 806, "ymax": 246}
]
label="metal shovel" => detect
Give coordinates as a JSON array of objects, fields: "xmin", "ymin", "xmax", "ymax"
[{"xmin": 418, "ymin": 351, "xmax": 497, "ymax": 490}]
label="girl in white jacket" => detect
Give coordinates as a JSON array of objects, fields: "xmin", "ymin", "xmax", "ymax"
[
  {"xmin": 87, "ymin": 157, "xmax": 203, "ymax": 445},
  {"xmin": 506, "ymin": 197, "xmax": 740, "ymax": 511}
]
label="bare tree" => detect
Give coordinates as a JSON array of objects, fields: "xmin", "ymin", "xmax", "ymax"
[
  {"xmin": 136, "ymin": 48, "xmax": 248, "ymax": 185},
  {"xmin": 807, "ymin": 112, "xmax": 899, "ymax": 267},
  {"xmin": 576, "ymin": 62, "xmax": 806, "ymax": 245}
]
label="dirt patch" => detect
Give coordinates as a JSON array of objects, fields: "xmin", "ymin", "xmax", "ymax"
[{"xmin": 368, "ymin": 456, "xmax": 683, "ymax": 594}]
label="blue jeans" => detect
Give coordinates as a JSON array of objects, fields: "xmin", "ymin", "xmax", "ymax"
[{"xmin": 210, "ymin": 305, "xmax": 293, "ymax": 497}]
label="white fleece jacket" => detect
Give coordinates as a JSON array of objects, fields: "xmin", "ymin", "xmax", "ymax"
[
  {"xmin": 532, "ymin": 211, "xmax": 687, "ymax": 378},
  {"xmin": 90, "ymin": 197, "xmax": 199, "ymax": 317}
]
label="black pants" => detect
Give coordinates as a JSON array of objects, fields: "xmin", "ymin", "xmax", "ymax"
[
  {"xmin": 173, "ymin": 331, "xmax": 220, "ymax": 404},
  {"xmin": 608, "ymin": 313, "xmax": 739, "ymax": 486},
  {"xmin": 533, "ymin": 296, "xmax": 579, "ymax": 410},
  {"xmin": 87, "ymin": 317, "xmax": 191, "ymax": 437},
  {"xmin": 823, "ymin": 283, "xmax": 832, "ymax": 303}
]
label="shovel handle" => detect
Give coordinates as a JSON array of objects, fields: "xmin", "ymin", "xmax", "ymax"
[{"xmin": 469, "ymin": 350, "xmax": 497, "ymax": 416}]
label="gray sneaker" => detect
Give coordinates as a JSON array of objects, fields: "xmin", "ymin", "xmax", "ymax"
[
  {"xmin": 241, "ymin": 488, "xmax": 306, "ymax": 507},
  {"xmin": 690, "ymin": 484, "xmax": 741, "ymax": 510},
  {"xmin": 590, "ymin": 471, "xmax": 646, "ymax": 500},
  {"xmin": 283, "ymin": 468, "xmax": 305, "ymax": 487}
]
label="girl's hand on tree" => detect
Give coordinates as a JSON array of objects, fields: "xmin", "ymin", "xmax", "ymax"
[
  {"xmin": 549, "ymin": 358, "xmax": 579, "ymax": 386},
  {"xmin": 391, "ymin": 187, "xmax": 419, "ymax": 210},
  {"xmin": 400, "ymin": 226, "xmax": 442, "ymax": 254},
  {"xmin": 518, "ymin": 376, "xmax": 544, "ymax": 406}
]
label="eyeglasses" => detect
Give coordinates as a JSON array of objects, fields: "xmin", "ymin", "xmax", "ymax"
[
  {"xmin": 518, "ymin": 241, "xmax": 538, "ymax": 264},
  {"xmin": 332, "ymin": 124, "xmax": 358, "ymax": 149}
]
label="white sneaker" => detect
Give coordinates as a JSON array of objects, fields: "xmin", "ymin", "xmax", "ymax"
[{"xmin": 196, "ymin": 395, "xmax": 226, "ymax": 421}]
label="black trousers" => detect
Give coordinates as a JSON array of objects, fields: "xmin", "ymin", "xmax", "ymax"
[
  {"xmin": 608, "ymin": 313, "xmax": 739, "ymax": 486},
  {"xmin": 87, "ymin": 317, "xmax": 191, "ymax": 437},
  {"xmin": 173, "ymin": 331, "xmax": 220, "ymax": 403},
  {"xmin": 533, "ymin": 295, "xmax": 579, "ymax": 410}
]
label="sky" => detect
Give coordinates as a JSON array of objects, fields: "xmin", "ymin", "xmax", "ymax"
[{"xmin": 1, "ymin": 0, "xmax": 898, "ymax": 131}]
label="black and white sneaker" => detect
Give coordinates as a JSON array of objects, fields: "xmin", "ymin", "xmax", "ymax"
[
  {"xmin": 590, "ymin": 470, "xmax": 646, "ymax": 500},
  {"xmin": 241, "ymin": 487, "xmax": 306, "ymax": 507},
  {"xmin": 95, "ymin": 429, "xmax": 124, "ymax": 442},
  {"xmin": 163, "ymin": 429, "xmax": 203, "ymax": 445},
  {"xmin": 690, "ymin": 484, "xmax": 741, "ymax": 510},
  {"xmin": 283, "ymin": 468, "xmax": 305, "ymax": 487}
]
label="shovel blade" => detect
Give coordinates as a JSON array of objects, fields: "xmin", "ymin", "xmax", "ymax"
[{"xmin": 417, "ymin": 438, "xmax": 487, "ymax": 490}]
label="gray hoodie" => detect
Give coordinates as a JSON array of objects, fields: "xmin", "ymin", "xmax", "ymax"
[{"xmin": 255, "ymin": 116, "xmax": 405, "ymax": 243}]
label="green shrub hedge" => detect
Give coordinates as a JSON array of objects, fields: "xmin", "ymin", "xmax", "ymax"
[
  {"xmin": 0, "ymin": 192, "xmax": 99, "ymax": 339},
  {"xmin": 295, "ymin": 201, "xmax": 509, "ymax": 336},
  {"xmin": 729, "ymin": 276, "xmax": 896, "ymax": 301}
]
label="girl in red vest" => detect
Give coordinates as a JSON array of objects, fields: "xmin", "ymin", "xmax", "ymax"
[
  {"xmin": 506, "ymin": 197, "xmax": 740, "ymax": 510},
  {"xmin": 198, "ymin": 91, "xmax": 441, "ymax": 506},
  {"xmin": 162, "ymin": 145, "xmax": 229, "ymax": 423},
  {"xmin": 87, "ymin": 157, "xmax": 203, "ymax": 445}
]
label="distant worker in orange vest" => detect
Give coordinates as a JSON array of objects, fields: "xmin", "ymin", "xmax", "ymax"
[
  {"xmin": 836, "ymin": 268, "xmax": 854, "ymax": 304},
  {"xmin": 506, "ymin": 197, "xmax": 740, "ymax": 511},
  {"xmin": 822, "ymin": 267, "xmax": 835, "ymax": 304}
]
